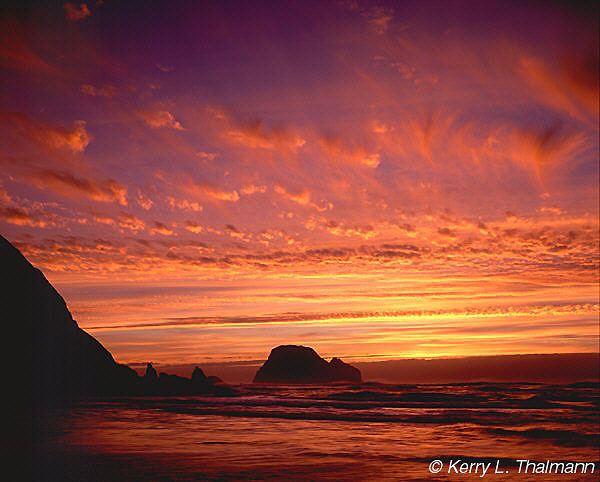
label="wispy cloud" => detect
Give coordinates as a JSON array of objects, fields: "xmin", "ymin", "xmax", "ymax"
[
  {"xmin": 224, "ymin": 118, "xmax": 305, "ymax": 152},
  {"xmin": 140, "ymin": 110, "xmax": 185, "ymax": 130},
  {"xmin": 81, "ymin": 84, "xmax": 116, "ymax": 98},
  {"xmin": 364, "ymin": 6, "xmax": 394, "ymax": 35},
  {"xmin": 1, "ymin": 111, "xmax": 90, "ymax": 153}
]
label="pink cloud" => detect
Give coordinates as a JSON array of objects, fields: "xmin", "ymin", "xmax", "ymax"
[{"xmin": 140, "ymin": 110, "xmax": 185, "ymax": 130}]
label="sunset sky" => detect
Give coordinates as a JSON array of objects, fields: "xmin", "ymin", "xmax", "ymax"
[{"xmin": 1, "ymin": 0, "xmax": 598, "ymax": 369}]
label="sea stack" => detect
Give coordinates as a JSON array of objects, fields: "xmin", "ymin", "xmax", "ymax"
[{"xmin": 253, "ymin": 345, "xmax": 362, "ymax": 384}]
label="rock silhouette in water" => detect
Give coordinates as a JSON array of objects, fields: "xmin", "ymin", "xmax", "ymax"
[
  {"xmin": 192, "ymin": 366, "xmax": 207, "ymax": 381},
  {"xmin": 1, "ymin": 234, "xmax": 232, "ymax": 403},
  {"xmin": 144, "ymin": 363, "xmax": 158, "ymax": 381},
  {"xmin": 253, "ymin": 345, "xmax": 362, "ymax": 383}
]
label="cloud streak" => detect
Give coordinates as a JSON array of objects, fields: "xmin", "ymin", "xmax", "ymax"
[{"xmin": 32, "ymin": 170, "xmax": 128, "ymax": 205}]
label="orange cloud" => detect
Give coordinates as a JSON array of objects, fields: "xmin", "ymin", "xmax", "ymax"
[
  {"xmin": 116, "ymin": 212, "xmax": 145, "ymax": 232},
  {"xmin": 225, "ymin": 119, "xmax": 305, "ymax": 151},
  {"xmin": 511, "ymin": 123, "xmax": 587, "ymax": 180},
  {"xmin": 240, "ymin": 184, "xmax": 267, "ymax": 195},
  {"xmin": 274, "ymin": 184, "xmax": 311, "ymax": 206},
  {"xmin": 184, "ymin": 221, "xmax": 204, "ymax": 234},
  {"xmin": 305, "ymin": 216, "xmax": 378, "ymax": 239},
  {"xmin": 321, "ymin": 135, "xmax": 381, "ymax": 168},
  {"xmin": 33, "ymin": 169, "xmax": 127, "ymax": 205},
  {"xmin": 1, "ymin": 111, "xmax": 90, "ymax": 153},
  {"xmin": 225, "ymin": 224, "xmax": 252, "ymax": 242},
  {"xmin": 196, "ymin": 152, "xmax": 217, "ymax": 161},
  {"xmin": 187, "ymin": 182, "xmax": 240, "ymax": 202},
  {"xmin": 0, "ymin": 206, "xmax": 48, "ymax": 227},
  {"xmin": 136, "ymin": 191, "xmax": 154, "ymax": 210},
  {"xmin": 520, "ymin": 53, "xmax": 599, "ymax": 122},
  {"xmin": 166, "ymin": 197, "xmax": 203, "ymax": 212},
  {"xmin": 151, "ymin": 221, "xmax": 175, "ymax": 236}
]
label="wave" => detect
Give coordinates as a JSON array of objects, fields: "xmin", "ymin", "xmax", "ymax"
[{"xmin": 486, "ymin": 427, "xmax": 600, "ymax": 447}]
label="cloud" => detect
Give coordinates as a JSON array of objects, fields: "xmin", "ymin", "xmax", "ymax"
[
  {"xmin": 513, "ymin": 123, "xmax": 587, "ymax": 168},
  {"xmin": 156, "ymin": 63, "xmax": 174, "ymax": 72},
  {"xmin": 305, "ymin": 216, "xmax": 379, "ymax": 239},
  {"xmin": 151, "ymin": 221, "xmax": 175, "ymax": 236},
  {"xmin": 196, "ymin": 152, "xmax": 217, "ymax": 161},
  {"xmin": 370, "ymin": 120, "xmax": 391, "ymax": 134},
  {"xmin": 187, "ymin": 182, "xmax": 240, "ymax": 202},
  {"xmin": 140, "ymin": 110, "xmax": 185, "ymax": 130},
  {"xmin": 0, "ymin": 206, "xmax": 48, "ymax": 227},
  {"xmin": 1, "ymin": 111, "xmax": 90, "ymax": 153},
  {"xmin": 559, "ymin": 47, "xmax": 599, "ymax": 118},
  {"xmin": 0, "ymin": 21, "xmax": 58, "ymax": 74},
  {"xmin": 225, "ymin": 119, "xmax": 305, "ymax": 151},
  {"xmin": 33, "ymin": 169, "xmax": 127, "ymax": 205},
  {"xmin": 225, "ymin": 224, "xmax": 252, "ymax": 242},
  {"xmin": 13, "ymin": 208, "xmax": 597, "ymax": 281},
  {"xmin": 274, "ymin": 184, "xmax": 311, "ymax": 206},
  {"xmin": 365, "ymin": 6, "xmax": 394, "ymax": 35},
  {"xmin": 89, "ymin": 210, "xmax": 146, "ymax": 232},
  {"xmin": 80, "ymin": 84, "xmax": 116, "ymax": 98},
  {"xmin": 240, "ymin": 184, "xmax": 267, "ymax": 195},
  {"xmin": 509, "ymin": 122, "xmax": 589, "ymax": 184},
  {"xmin": 136, "ymin": 191, "xmax": 154, "ymax": 210},
  {"xmin": 259, "ymin": 228, "xmax": 295, "ymax": 246},
  {"xmin": 85, "ymin": 303, "xmax": 599, "ymax": 331},
  {"xmin": 519, "ymin": 52, "xmax": 599, "ymax": 122},
  {"xmin": 166, "ymin": 197, "xmax": 203, "ymax": 211},
  {"xmin": 437, "ymin": 227, "xmax": 456, "ymax": 238},
  {"xmin": 184, "ymin": 221, "xmax": 204, "ymax": 234},
  {"xmin": 117, "ymin": 212, "xmax": 145, "ymax": 231},
  {"xmin": 63, "ymin": 3, "xmax": 91, "ymax": 21},
  {"xmin": 321, "ymin": 135, "xmax": 381, "ymax": 168}
]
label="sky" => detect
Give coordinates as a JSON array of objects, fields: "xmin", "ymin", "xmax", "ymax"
[{"xmin": 1, "ymin": 0, "xmax": 598, "ymax": 370}]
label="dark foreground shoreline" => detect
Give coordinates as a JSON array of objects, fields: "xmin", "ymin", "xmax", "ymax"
[{"xmin": 19, "ymin": 380, "xmax": 600, "ymax": 481}]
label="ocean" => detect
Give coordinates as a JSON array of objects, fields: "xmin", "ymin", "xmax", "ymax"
[{"xmin": 29, "ymin": 382, "xmax": 599, "ymax": 481}]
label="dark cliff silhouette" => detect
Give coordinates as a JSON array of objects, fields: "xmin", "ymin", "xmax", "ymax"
[
  {"xmin": 1, "ymin": 234, "xmax": 232, "ymax": 406},
  {"xmin": 253, "ymin": 345, "xmax": 362, "ymax": 383}
]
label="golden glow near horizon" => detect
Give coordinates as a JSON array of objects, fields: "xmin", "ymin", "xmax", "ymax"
[{"xmin": 1, "ymin": 1, "xmax": 598, "ymax": 366}]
